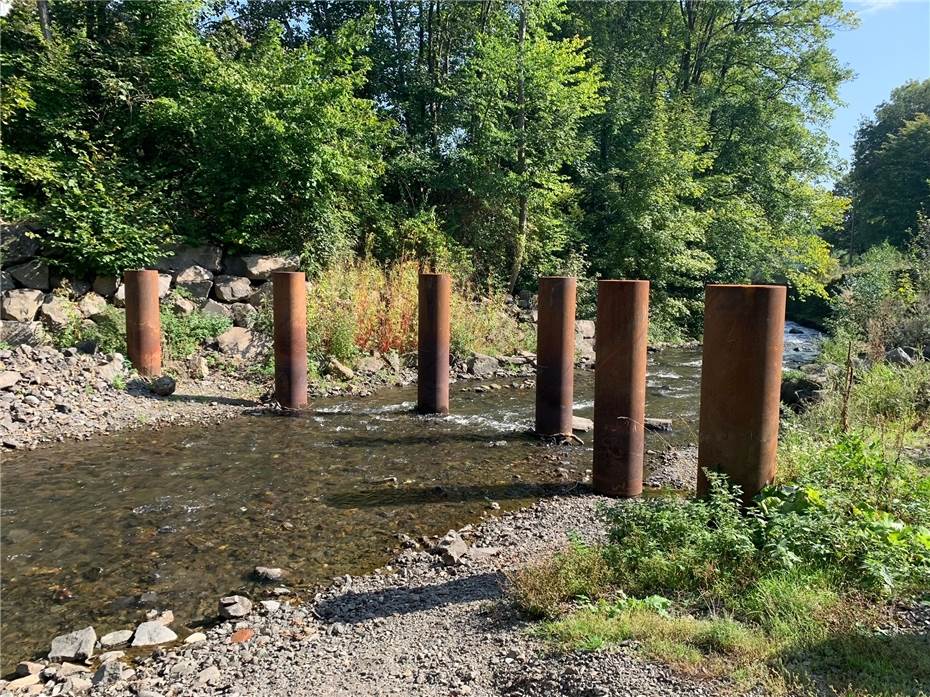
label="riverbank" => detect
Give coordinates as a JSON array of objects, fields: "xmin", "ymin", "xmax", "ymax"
[
  {"xmin": 1, "ymin": 491, "xmax": 733, "ymax": 697},
  {"xmin": 0, "ymin": 342, "xmax": 545, "ymax": 452}
]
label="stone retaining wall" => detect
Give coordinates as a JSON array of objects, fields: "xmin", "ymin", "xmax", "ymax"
[{"xmin": 0, "ymin": 227, "xmax": 298, "ymax": 346}]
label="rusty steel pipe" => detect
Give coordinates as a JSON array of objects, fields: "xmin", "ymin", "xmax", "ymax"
[
  {"xmin": 123, "ymin": 269, "xmax": 162, "ymax": 377},
  {"xmin": 697, "ymin": 284, "xmax": 786, "ymax": 502},
  {"xmin": 273, "ymin": 271, "xmax": 308, "ymax": 410},
  {"xmin": 417, "ymin": 272, "xmax": 451, "ymax": 414},
  {"xmin": 593, "ymin": 280, "xmax": 650, "ymax": 497},
  {"xmin": 535, "ymin": 276, "xmax": 577, "ymax": 436}
]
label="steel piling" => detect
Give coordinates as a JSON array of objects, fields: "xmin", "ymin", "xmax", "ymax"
[
  {"xmin": 123, "ymin": 269, "xmax": 162, "ymax": 377},
  {"xmin": 534, "ymin": 276, "xmax": 577, "ymax": 436},
  {"xmin": 273, "ymin": 271, "xmax": 309, "ymax": 410},
  {"xmin": 417, "ymin": 272, "xmax": 451, "ymax": 414},
  {"xmin": 593, "ymin": 280, "xmax": 650, "ymax": 497}
]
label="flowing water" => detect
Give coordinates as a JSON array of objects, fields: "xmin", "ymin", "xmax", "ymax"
[{"xmin": 0, "ymin": 323, "xmax": 821, "ymax": 672}]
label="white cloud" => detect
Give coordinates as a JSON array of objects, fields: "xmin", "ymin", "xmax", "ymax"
[{"xmin": 852, "ymin": 0, "xmax": 903, "ymax": 15}]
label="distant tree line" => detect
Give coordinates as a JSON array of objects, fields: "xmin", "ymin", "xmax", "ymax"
[{"xmin": 4, "ymin": 0, "xmax": 900, "ymax": 335}]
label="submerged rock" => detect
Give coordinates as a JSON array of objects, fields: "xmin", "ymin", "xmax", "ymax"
[{"xmin": 254, "ymin": 566, "xmax": 286, "ymax": 582}]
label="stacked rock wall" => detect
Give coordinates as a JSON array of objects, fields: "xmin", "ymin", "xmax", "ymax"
[{"xmin": 0, "ymin": 227, "xmax": 298, "ymax": 346}]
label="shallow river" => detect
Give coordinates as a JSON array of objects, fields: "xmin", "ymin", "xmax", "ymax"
[{"xmin": 0, "ymin": 323, "xmax": 820, "ymax": 672}]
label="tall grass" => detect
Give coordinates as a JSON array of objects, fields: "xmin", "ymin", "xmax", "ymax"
[{"xmin": 296, "ymin": 258, "xmax": 533, "ymax": 365}]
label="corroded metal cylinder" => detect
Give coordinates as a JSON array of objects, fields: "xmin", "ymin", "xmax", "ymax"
[
  {"xmin": 535, "ymin": 276, "xmax": 577, "ymax": 436},
  {"xmin": 273, "ymin": 271, "xmax": 308, "ymax": 410},
  {"xmin": 417, "ymin": 273, "xmax": 451, "ymax": 414},
  {"xmin": 593, "ymin": 280, "xmax": 650, "ymax": 497},
  {"xmin": 697, "ymin": 284, "xmax": 786, "ymax": 502},
  {"xmin": 123, "ymin": 269, "xmax": 162, "ymax": 377}
]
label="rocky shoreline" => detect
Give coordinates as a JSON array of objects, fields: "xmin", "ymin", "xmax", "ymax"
[{"xmin": 1, "ymin": 486, "xmax": 728, "ymax": 697}]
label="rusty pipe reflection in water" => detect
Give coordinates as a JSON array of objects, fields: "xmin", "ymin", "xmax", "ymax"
[
  {"xmin": 273, "ymin": 271, "xmax": 308, "ymax": 409},
  {"xmin": 123, "ymin": 269, "xmax": 162, "ymax": 377},
  {"xmin": 535, "ymin": 276, "xmax": 577, "ymax": 436},
  {"xmin": 593, "ymin": 280, "xmax": 649, "ymax": 497},
  {"xmin": 697, "ymin": 284, "xmax": 786, "ymax": 502},
  {"xmin": 417, "ymin": 273, "xmax": 451, "ymax": 414}
]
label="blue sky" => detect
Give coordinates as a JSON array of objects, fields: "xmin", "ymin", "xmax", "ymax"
[{"xmin": 828, "ymin": 0, "xmax": 930, "ymax": 171}]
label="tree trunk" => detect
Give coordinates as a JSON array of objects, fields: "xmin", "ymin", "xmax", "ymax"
[
  {"xmin": 36, "ymin": 0, "xmax": 52, "ymax": 41},
  {"xmin": 508, "ymin": 4, "xmax": 528, "ymax": 294}
]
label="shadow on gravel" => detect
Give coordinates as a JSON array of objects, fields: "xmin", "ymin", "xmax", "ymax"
[
  {"xmin": 316, "ymin": 571, "xmax": 506, "ymax": 624},
  {"xmin": 324, "ymin": 481, "xmax": 592, "ymax": 508},
  {"xmin": 127, "ymin": 384, "xmax": 258, "ymax": 407}
]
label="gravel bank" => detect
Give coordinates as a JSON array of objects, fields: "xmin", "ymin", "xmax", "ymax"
[
  {"xmin": 0, "ymin": 344, "xmax": 261, "ymax": 451},
  {"xmin": 18, "ymin": 494, "xmax": 729, "ymax": 697}
]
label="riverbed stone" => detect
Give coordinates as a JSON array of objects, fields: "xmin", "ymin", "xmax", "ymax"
[
  {"xmin": 218, "ymin": 595, "xmax": 252, "ymax": 619},
  {"xmin": 149, "ymin": 376, "xmax": 176, "ymax": 397},
  {"xmin": 6, "ymin": 673, "xmax": 40, "ymax": 691},
  {"xmin": 99, "ymin": 629, "xmax": 133, "ymax": 648},
  {"xmin": 356, "ymin": 355, "xmax": 386, "ymax": 374},
  {"xmin": 213, "ymin": 275, "xmax": 252, "ymax": 302},
  {"xmin": 644, "ymin": 418, "xmax": 673, "ymax": 432},
  {"xmin": 467, "ymin": 353, "xmax": 498, "ymax": 378},
  {"xmin": 196, "ymin": 665, "xmax": 221, "ymax": 686},
  {"xmin": 216, "ymin": 327, "xmax": 255, "ymax": 356},
  {"xmin": 64, "ymin": 676, "xmax": 92, "ymax": 693},
  {"xmin": 15, "ymin": 661, "xmax": 43, "ymax": 677},
  {"xmin": 8, "ymin": 259, "xmax": 50, "ymax": 290},
  {"xmin": 97, "ymin": 354, "xmax": 125, "ymax": 383},
  {"xmin": 130, "ymin": 620, "xmax": 178, "ymax": 647},
  {"xmin": 184, "ymin": 632, "xmax": 207, "ymax": 644},
  {"xmin": 175, "ymin": 265, "xmax": 213, "ymax": 300},
  {"xmin": 326, "ymin": 358, "xmax": 354, "ymax": 380},
  {"xmin": 77, "ymin": 292, "xmax": 108, "ymax": 319},
  {"xmin": 97, "ymin": 650, "xmax": 125, "ymax": 664},
  {"xmin": 0, "ymin": 370, "xmax": 21, "ymax": 390},
  {"xmin": 2, "ymin": 288, "xmax": 44, "ymax": 321},
  {"xmin": 57, "ymin": 663, "xmax": 91, "ymax": 678},
  {"xmin": 91, "ymin": 659, "xmax": 123, "ymax": 687},
  {"xmin": 49, "ymin": 626, "xmax": 96, "ymax": 661},
  {"xmin": 254, "ymin": 566, "xmax": 285, "ymax": 582},
  {"xmin": 224, "ymin": 254, "xmax": 299, "ymax": 280},
  {"xmin": 92, "ymin": 276, "xmax": 119, "ymax": 298},
  {"xmin": 571, "ymin": 416, "xmax": 593, "ymax": 433},
  {"xmin": 434, "ymin": 530, "xmax": 469, "ymax": 566}
]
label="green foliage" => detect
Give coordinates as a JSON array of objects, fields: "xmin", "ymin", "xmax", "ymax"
[
  {"xmin": 830, "ymin": 237, "xmax": 930, "ymax": 356},
  {"xmin": 845, "ymin": 79, "xmax": 930, "ymax": 252},
  {"xmin": 81, "ymin": 306, "xmax": 127, "ymax": 355},
  {"xmin": 160, "ymin": 304, "xmax": 232, "ymax": 360}
]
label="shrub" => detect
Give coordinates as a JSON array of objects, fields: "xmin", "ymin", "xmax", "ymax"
[
  {"xmin": 160, "ymin": 305, "xmax": 232, "ymax": 360},
  {"xmin": 82, "ymin": 306, "xmax": 127, "ymax": 355}
]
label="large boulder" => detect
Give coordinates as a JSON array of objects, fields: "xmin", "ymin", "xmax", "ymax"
[
  {"xmin": 158, "ymin": 273, "xmax": 172, "ymax": 298},
  {"xmin": 780, "ymin": 372, "xmax": 825, "ymax": 411},
  {"xmin": 113, "ymin": 284, "xmax": 126, "ymax": 308},
  {"xmin": 8, "ymin": 259, "xmax": 50, "ymax": 290},
  {"xmin": 467, "ymin": 353, "xmax": 498, "ymax": 378},
  {"xmin": 0, "ymin": 320, "xmax": 47, "ymax": 346},
  {"xmin": 215, "ymin": 327, "xmax": 255, "ymax": 356},
  {"xmin": 575, "ymin": 319, "xmax": 596, "ymax": 340},
  {"xmin": 224, "ymin": 254, "xmax": 299, "ymax": 280},
  {"xmin": 156, "ymin": 245, "xmax": 223, "ymax": 273},
  {"xmin": 247, "ymin": 282, "xmax": 273, "ymax": 307},
  {"xmin": 212, "ymin": 275, "xmax": 252, "ymax": 303},
  {"xmin": 175, "ymin": 265, "xmax": 213, "ymax": 300},
  {"xmin": 1, "ymin": 226, "xmax": 41, "ymax": 266},
  {"xmin": 49, "ymin": 627, "xmax": 96, "ymax": 661},
  {"xmin": 39, "ymin": 295, "xmax": 75, "ymax": 331},
  {"xmin": 165, "ymin": 294, "xmax": 195, "ymax": 316},
  {"xmin": 201, "ymin": 299, "xmax": 233, "ymax": 320},
  {"xmin": 78, "ymin": 292, "xmax": 108, "ymax": 319},
  {"xmin": 885, "ymin": 346, "xmax": 916, "ymax": 367},
  {"xmin": 93, "ymin": 276, "xmax": 120, "ymax": 298},
  {"xmin": 1, "ymin": 270, "xmax": 15, "ymax": 291},
  {"xmin": 1, "ymin": 288, "xmax": 44, "ymax": 321}
]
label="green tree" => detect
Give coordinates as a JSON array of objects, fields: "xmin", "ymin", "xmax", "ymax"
[
  {"xmin": 451, "ymin": 0, "xmax": 605, "ymax": 290},
  {"xmin": 846, "ymin": 80, "xmax": 930, "ymax": 251}
]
